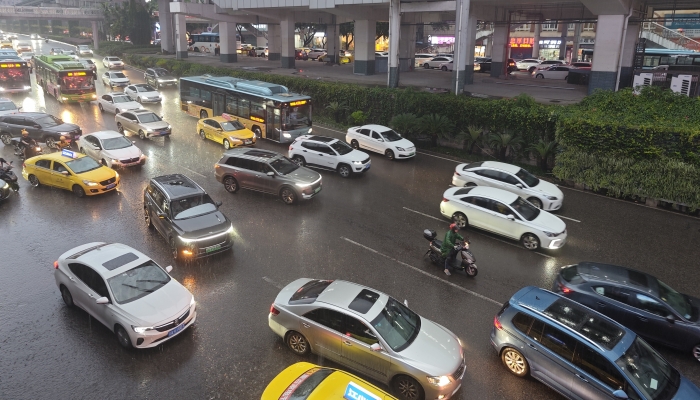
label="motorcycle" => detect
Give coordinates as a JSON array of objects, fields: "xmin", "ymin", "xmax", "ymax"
[
  {"xmin": 12, "ymin": 137, "xmax": 43, "ymax": 161},
  {"xmin": 45, "ymin": 38, "xmax": 49, "ymax": 43},
  {"xmin": 0, "ymin": 161, "xmax": 19, "ymax": 192},
  {"xmin": 423, "ymin": 229, "xmax": 478, "ymax": 277}
]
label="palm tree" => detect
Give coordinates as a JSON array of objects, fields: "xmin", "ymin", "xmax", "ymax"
[
  {"xmin": 455, "ymin": 125, "xmax": 483, "ymax": 154},
  {"xmin": 419, "ymin": 114, "xmax": 455, "ymax": 145},
  {"xmin": 389, "ymin": 113, "xmax": 420, "ymax": 138},
  {"xmin": 488, "ymin": 131, "xmax": 524, "ymax": 161},
  {"xmin": 325, "ymin": 101, "xmax": 348, "ymax": 123},
  {"xmin": 528, "ymin": 139, "xmax": 558, "ymax": 171}
]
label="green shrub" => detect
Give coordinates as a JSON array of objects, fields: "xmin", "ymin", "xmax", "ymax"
[
  {"xmin": 389, "ymin": 113, "xmax": 420, "ymax": 138},
  {"xmin": 349, "ymin": 111, "xmax": 367, "ymax": 125},
  {"xmin": 420, "ymin": 114, "xmax": 454, "ymax": 141}
]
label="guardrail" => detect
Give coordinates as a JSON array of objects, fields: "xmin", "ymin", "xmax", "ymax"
[
  {"xmin": 641, "ymin": 22, "xmax": 700, "ymax": 51},
  {"xmin": 0, "ymin": 6, "xmax": 103, "ymax": 17}
]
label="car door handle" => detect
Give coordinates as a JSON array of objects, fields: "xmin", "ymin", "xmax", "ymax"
[
  {"xmin": 69, "ymin": 276, "xmax": 76, "ymax": 282},
  {"xmin": 318, "ymin": 154, "xmax": 323, "ymax": 156},
  {"xmin": 343, "ymin": 340, "xmax": 352, "ymax": 346},
  {"xmin": 88, "ymin": 293, "xmax": 95, "ymax": 298},
  {"xmin": 637, "ymin": 316, "xmax": 648, "ymax": 322},
  {"xmin": 302, "ymin": 150, "xmax": 307, "ymax": 152},
  {"xmin": 597, "ymin": 302, "xmax": 606, "ymax": 308},
  {"xmin": 575, "ymin": 374, "xmax": 589, "ymax": 383},
  {"xmin": 302, "ymin": 323, "xmax": 310, "ymax": 328},
  {"xmin": 527, "ymin": 343, "xmax": 538, "ymax": 351}
]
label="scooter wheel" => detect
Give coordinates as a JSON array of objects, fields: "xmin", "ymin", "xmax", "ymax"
[{"xmin": 466, "ymin": 264, "xmax": 478, "ymax": 277}]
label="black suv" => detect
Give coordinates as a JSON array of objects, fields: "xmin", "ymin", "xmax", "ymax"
[
  {"xmin": 144, "ymin": 174, "xmax": 233, "ymax": 260},
  {"xmin": 477, "ymin": 58, "xmax": 517, "ymax": 74},
  {"xmin": 0, "ymin": 112, "xmax": 81, "ymax": 148},
  {"xmin": 143, "ymin": 68, "xmax": 178, "ymax": 89},
  {"xmin": 553, "ymin": 262, "xmax": 700, "ymax": 361}
]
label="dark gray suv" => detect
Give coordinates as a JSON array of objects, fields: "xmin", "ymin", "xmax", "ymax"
[
  {"xmin": 0, "ymin": 112, "xmax": 81, "ymax": 148},
  {"xmin": 215, "ymin": 148, "xmax": 322, "ymax": 205}
]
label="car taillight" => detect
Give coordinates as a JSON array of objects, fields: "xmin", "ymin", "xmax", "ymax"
[
  {"xmin": 494, "ymin": 315, "xmax": 503, "ymax": 330},
  {"xmin": 289, "ymin": 145, "xmax": 293, "ymax": 151},
  {"xmin": 454, "ymin": 171, "xmax": 461, "ymax": 176},
  {"xmin": 442, "ymin": 197, "xmax": 449, "ymax": 203},
  {"xmin": 53, "ymin": 261, "xmax": 59, "ymax": 269},
  {"xmin": 270, "ymin": 304, "xmax": 280, "ymax": 316},
  {"xmin": 214, "ymin": 164, "xmax": 220, "ymax": 169},
  {"xmin": 558, "ymin": 281, "xmax": 571, "ymax": 294}
]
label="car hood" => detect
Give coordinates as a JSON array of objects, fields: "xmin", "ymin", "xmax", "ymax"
[
  {"xmin": 532, "ymin": 180, "xmax": 564, "ymax": 199},
  {"xmin": 157, "ymin": 75, "xmax": 177, "ymax": 81},
  {"xmin": 672, "ymin": 376, "xmax": 700, "ymax": 399},
  {"xmin": 397, "ymin": 318, "xmax": 463, "ymax": 376},
  {"xmin": 225, "ymin": 129, "xmax": 255, "ymax": 140},
  {"xmin": 115, "ymin": 101, "xmax": 141, "ymax": 110},
  {"xmin": 172, "ymin": 211, "xmax": 230, "ymax": 237},
  {"xmin": 103, "ymin": 145, "xmax": 142, "ymax": 160},
  {"xmin": 530, "ymin": 210, "xmax": 566, "ymax": 233},
  {"xmin": 285, "ymin": 166, "xmax": 321, "ymax": 184},
  {"xmin": 79, "ymin": 165, "xmax": 117, "ymax": 182},
  {"xmin": 389, "ymin": 138, "xmax": 414, "ymax": 149},
  {"xmin": 119, "ymin": 280, "xmax": 192, "ymax": 326},
  {"xmin": 348, "ymin": 149, "xmax": 370, "ymax": 161},
  {"xmin": 44, "ymin": 123, "xmax": 81, "ymax": 134},
  {"xmin": 110, "ymin": 77, "xmax": 129, "ymax": 83},
  {"xmin": 136, "ymin": 90, "xmax": 160, "ymax": 98},
  {"xmin": 141, "ymin": 121, "xmax": 169, "ymax": 130}
]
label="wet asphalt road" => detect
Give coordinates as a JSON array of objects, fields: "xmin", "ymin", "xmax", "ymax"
[{"xmin": 1, "ymin": 35, "xmax": 700, "ymax": 400}]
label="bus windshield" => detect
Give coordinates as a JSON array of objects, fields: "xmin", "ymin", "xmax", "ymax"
[
  {"xmin": 0, "ymin": 67, "xmax": 28, "ymax": 85},
  {"xmin": 283, "ymin": 104, "xmax": 311, "ymax": 130},
  {"xmin": 61, "ymin": 75, "xmax": 94, "ymax": 93}
]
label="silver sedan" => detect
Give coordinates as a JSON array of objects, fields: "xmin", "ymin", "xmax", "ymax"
[{"xmin": 268, "ymin": 279, "xmax": 466, "ymax": 400}]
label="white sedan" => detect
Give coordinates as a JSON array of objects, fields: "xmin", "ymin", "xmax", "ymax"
[
  {"xmin": 61, "ymin": 50, "xmax": 79, "ymax": 61},
  {"xmin": 439, "ymin": 60, "xmax": 453, "ymax": 71},
  {"xmin": 97, "ymin": 93, "xmax": 141, "ymax": 114},
  {"xmin": 533, "ymin": 65, "xmax": 572, "ymax": 79},
  {"xmin": 515, "ymin": 58, "xmax": 541, "ymax": 72},
  {"xmin": 102, "ymin": 56, "xmax": 124, "ymax": 69},
  {"xmin": 440, "ymin": 186, "xmax": 567, "ymax": 250},
  {"xmin": 54, "ymin": 242, "xmax": 196, "ymax": 349},
  {"xmin": 346, "ymin": 124, "xmax": 415, "ymax": 160},
  {"xmin": 414, "ymin": 53, "xmax": 437, "ymax": 67},
  {"xmin": 452, "ymin": 161, "xmax": 563, "ymax": 211},
  {"xmin": 102, "ymin": 71, "xmax": 130, "ymax": 88},
  {"xmin": 421, "ymin": 56, "xmax": 452, "ymax": 69},
  {"xmin": 78, "ymin": 130, "xmax": 147, "ymax": 168},
  {"xmin": 123, "ymin": 83, "xmax": 162, "ymax": 103}
]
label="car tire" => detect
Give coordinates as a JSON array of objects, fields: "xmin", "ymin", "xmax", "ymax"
[
  {"xmin": 115, "ymin": 108, "xmax": 122, "ymax": 114},
  {"xmin": 199, "ymin": 129, "xmax": 206, "ymax": 140},
  {"xmin": 28, "ymin": 174, "xmax": 39, "ymax": 187},
  {"xmin": 200, "ymin": 110, "xmax": 208, "ymax": 119},
  {"xmin": 692, "ymin": 344, "xmax": 700, "ymax": 362},
  {"xmin": 144, "ymin": 207, "xmax": 153, "ymax": 229},
  {"xmin": 385, "ymin": 149, "xmax": 395, "ymax": 160},
  {"xmin": 253, "ymin": 126, "xmax": 262, "ymax": 138},
  {"xmin": 520, "ymin": 233, "xmax": 540, "ymax": 250},
  {"xmin": 98, "ymin": 103, "xmax": 104, "ymax": 112},
  {"xmin": 138, "ymin": 130, "xmax": 146, "ymax": 140},
  {"xmin": 169, "ymin": 237, "xmax": 179, "ymax": 260},
  {"xmin": 452, "ymin": 212, "xmax": 468, "ymax": 228},
  {"xmin": 291, "ymin": 155, "xmax": 305, "ymax": 167},
  {"xmin": 423, "ymin": 63, "xmax": 430, "ymax": 69},
  {"xmin": 79, "ymin": 147, "xmax": 86, "ymax": 155},
  {"xmin": 223, "ymin": 176, "xmax": 239, "ymax": 193},
  {"xmin": 564, "ymin": 75, "xmax": 568, "ymax": 80},
  {"xmin": 536, "ymin": 74, "xmax": 544, "ymax": 79},
  {"xmin": 285, "ymin": 331, "xmax": 310, "ymax": 355},
  {"xmin": 502, "ymin": 347, "xmax": 529, "ymax": 377},
  {"xmin": 441, "ymin": 66, "xmax": 447, "ymax": 71},
  {"xmin": 0, "ymin": 132, "xmax": 11, "ymax": 145},
  {"xmin": 528, "ymin": 66, "xmax": 536, "ymax": 73},
  {"xmin": 223, "ymin": 139, "xmax": 231, "ymax": 149},
  {"xmin": 280, "ymin": 186, "xmax": 297, "ymax": 205},
  {"xmin": 115, "ymin": 325, "xmax": 133, "ymax": 349},
  {"xmin": 101, "ymin": 159, "xmax": 109, "ymax": 167},
  {"xmin": 338, "ymin": 163, "xmax": 351, "ymax": 178},
  {"xmin": 60, "ymin": 285, "xmax": 74, "ymax": 307},
  {"xmin": 350, "ymin": 140, "xmax": 359, "ymax": 149},
  {"xmin": 392, "ymin": 375, "xmax": 425, "ymax": 400},
  {"xmin": 527, "ymin": 197, "xmax": 543, "ymax": 209},
  {"xmin": 117, "ymin": 122, "xmax": 124, "ymax": 134},
  {"xmin": 45, "ymin": 137, "xmax": 56, "ymax": 149},
  {"xmin": 72, "ymin": 185, "xmax": 85, "ymax": 198}
]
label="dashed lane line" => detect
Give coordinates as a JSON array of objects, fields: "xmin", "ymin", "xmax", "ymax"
[
  {"xmin": 181, "ymin": 166, "xmax": 206, "ymax": 178},
  {"xmin": 557, "ymin": 215, "xmax": 581, "ymax": 223},
  {"xmin": 402, "ymin": 206, "xmax": 444, "ymax": 222},
  {"xmin": 341, "ymin": 236, "xmax": 502, "ymax": 307},
  {"xmin": 262, "ymin": 276, "xmax": 284, "ymax": 289}
]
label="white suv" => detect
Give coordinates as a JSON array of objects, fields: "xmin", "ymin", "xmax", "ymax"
[{"xmin": 288, "ymin": 135, "xmax": 371, "ymax": 178}]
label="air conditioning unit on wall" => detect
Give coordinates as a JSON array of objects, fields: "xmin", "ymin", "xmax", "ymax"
[
  {"xmin": 632, "ymin": 73, "xmax": 653, "ymax": 94},
  {"xmin": 670, "ymin": 74, "xmax": 692, "ymax": 96}
]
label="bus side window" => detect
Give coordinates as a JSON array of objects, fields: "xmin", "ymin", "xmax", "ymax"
[
  {"xmin": 189, "ymin": 87, "xmax": 200, "ymax": 99},
  {"xmin": 239, "ymin": 98, "xmax": 250, "ymax": 119},
  {"xmin": 250, "ymin": 100, "xmax": 264, "ymax": 119},
  {"xmin": 226, "ymin": 96, "xmax": 238, "ymax": 115}
]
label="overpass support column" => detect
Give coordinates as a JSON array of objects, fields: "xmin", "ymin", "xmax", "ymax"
[
  {"xmin": 157, "ymin": 0, "xmax": 172, "ymax": 53},
  {"xmin": 91, "ymin": 21, "xmax": 99, "ymax": 50},
  {"xmin": 355, "ymin": 19, "xmax": 377, "ymax": 76},
  {"xmin": 490, "ymin": 23, "xmax": 508, "ymax": 77},
  {"xmin": 387, "ymin": 0, "xmax": 400, "ymax": 86},
  {"xmin": 219, "ymin": 21, "xmax": 238, "ymax": 63},
  {"xmin": 268, "ymin": 24, "xmax": 281, "ymax": 61},
  {"xmin": 326, "ymin": 16, "xmax": 339, "ymax": 63},
  {"xmin": 589, "ymin": 15, "xmax": 627, "ymax": 93},
  {"xmin": 281, "ymin": 17, "xmax": 295, "ymax": 68},
  {"xmin": 532, "ymin": 22, "xmax": 540, "ymax": 59},
  {"xmin": 619, "ymin": 21, "xmax": 640, "ymax": 89},
  {"xmin": 398, "ymin": 13, "xmax": 417, "ymax": 73},
  {"xmin": 175, "ymin": 14, "xmax": 188, "ymax": 59},
  {"xmin": 452, "ymin": 0, "xmax": 476, "ymax": 93}
]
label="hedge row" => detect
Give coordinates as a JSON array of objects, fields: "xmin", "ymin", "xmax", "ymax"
[{"xmin": 96, "ymin": 42, "xmax": 161, "ymax": 58}]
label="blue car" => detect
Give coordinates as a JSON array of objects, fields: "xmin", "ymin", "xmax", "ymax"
[{"xmin": 491, "ymin": 286, "xmax": 700, "ymax": 400}]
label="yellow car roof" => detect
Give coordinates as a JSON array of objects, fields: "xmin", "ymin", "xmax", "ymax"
[
  {"xmin": 262, "ymin": 362, "xmax": 396, "ymax": 400},
  {"xmin": 198, "ymin": 116, "xmax": 235, "ymax": 123}
]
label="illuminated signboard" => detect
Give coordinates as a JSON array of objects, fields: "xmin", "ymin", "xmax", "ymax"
[
  {"xmin": 343, "ymin": 382, "xmax": 382, "ymax": 400},
  {"xmin": 62, "ymin": 149, "xmax": 78, "ymax": 159},
  {"xmin": 0, "ymin": 63, "xmax": 21, "ymax": 68},
  {"xmin": 509, "ymin": 37, "xmax": 535, "ymax": 48},
  {"xmin": 289, "ymin": 100, "xmax": 307, "ymax": 107},
  {"xmin": 67, "ymin": 72, "xmax": 87, "ymax": 76},
  {"xmin": 250, "ymin": 116, "xmax": 264, "ymax": 123},
  {"xmin": 429, "ymin": 36, "xmax": 456, "ymax": 45},
  {"xmin": 539, "ymin": 39, "xmax": 562, "ymax": 49}
]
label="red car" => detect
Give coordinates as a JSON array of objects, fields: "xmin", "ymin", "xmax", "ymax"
[{"xmin": 295, "ymin": 49, "xmax": 308, "ymax": 61}]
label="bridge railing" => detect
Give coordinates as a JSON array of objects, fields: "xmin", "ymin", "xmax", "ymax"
[{"xmin": 0, "ymin": 6, "xmax": 103, "ymax": 17}]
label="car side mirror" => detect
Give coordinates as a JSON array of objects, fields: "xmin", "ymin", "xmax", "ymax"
[
  {"xmin": 404, "ymin": 299, "xmax": 408, "ymax": 307},
  {"xmin": 612, "ymin": 389, "xmax": 629, "ymax": 399},
  {"xmin": 370, "ymin": 343, "xmax": 383, "ymax": 352},
  {"xmin": 157, "ymin": 212, "xmax": 167, "ymax": 219},
  {"xmin": 33, "ymin": 124, "xmax": 40, "ymax": 128},
  {"xmin": 165, "ymin": 265, "xmax": 173, "ymax": 273},
  {"xmin": 507, "ymin": 214, "xmax": 515, "ymax": 221},
  {"xmin": 61, "ymin": 171, "xmax": 69, "ymax": 176},
  {"xmin": 516, "ymin": 183, "xmax": 523, "ymax": 189},
  {"xmin": 95, "ymin": 297, "xmax": 109, "ymax": 304},
  {"xmin": 666, "ymin": 314, "xmax": 676, "ymax": 324},
  {"xmin": 266, "ymin": 171, "xmax": 274, "ymax": 177},
  {"xmin": 215, "ymin": 201, "xmax": 222, "ymax": 207}
]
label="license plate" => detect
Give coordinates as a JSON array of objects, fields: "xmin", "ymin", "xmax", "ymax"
[
  {"xmin": 244, "ymin": 140, "xmax": 251, "ymax": 144},
  {"xmin": 314, "ymin": 186, "xmax": 321, "ymax": 193},
  {"xmin": 105, "ymin": 183, "xmax": 116, "ymax": 189},
  {"xmin": 205, "ymin": 244, "xmax": 221, "ymax": 253},
  {"xmin": 408, "ymin": 152, "xmax": 415, "ymax": 156},
  {"xmin": 364, "ymin": 164, "xmax": 371, "ymax": 171},
  {"xmin": 168, "ymin": 322, "xmax": 185, "ymax": 337}
]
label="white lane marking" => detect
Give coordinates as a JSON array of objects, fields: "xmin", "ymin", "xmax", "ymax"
[
  {"xmin": 181, "ymin": 166, "xmax": 206, "ymax": 178},
  {"xmin": 557, "ymin": 215, "xmax": 581, "ymax": 223},
  {"xmin": 341, "ymin": 237, "xmax": 502, "ymax": 307},
  {"xmin": 262, "ymin": 276, "xmax": 284, "ymax": 289},
  {"xmin": 402, "ymin": 207, "xmax": 554, "ymax": 258}
]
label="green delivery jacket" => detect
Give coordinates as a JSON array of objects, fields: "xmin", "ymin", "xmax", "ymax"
[{"xmin": 441, "ymin": 230, "xmax": 464, "ymax": 256}]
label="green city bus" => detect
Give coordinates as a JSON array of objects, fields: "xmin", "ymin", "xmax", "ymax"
[
  {"xmin": 180, "ymin": 75, "xmax": 312, "ymax": 143},
  {"xmin": 34, "ymin": 55, "xmax": 97, "ymax": 103}
]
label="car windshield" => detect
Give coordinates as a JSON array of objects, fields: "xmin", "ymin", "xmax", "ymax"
[
  {"xmin": 171, "ymin": 194, "xmax": 216, "ymax": 219},
  {"xmin": 153, "ymin": 68, "xmax": 169, "ymax": 76},
  {"xmin": 329, "ymin": 140, "xmax": 353, "ymax": 155},
  {"xmin": 22, "ymin": 52, "xmax": 33, "ymax": 57},
  {"xmin": 135, "ymin": 84, "xmax": 155, "ymax": 92},
  {"xmin": 102, "ymin": 136, "xmax": 133, "ymax": 150},
  {"xmin": 510, "ymin": 196, "xmax": 540, "ymax": 221},
  {"xmin": 515, "ymin": 168, "xmax": 539, "ymax": 187},
  {"xmin": 35, "ymin": 114, "xmax": 62, "ymax": 127},
  {"xmin": 137, "ymin": 113, "xmax": 161, "ymax": 123},
  {"xmin": 380, "ymin": 129, "xmax": 402, "ymax": 142},
  {"xmin": 63, "ymin": 51, "xmax": 75, "ymax": 55},
  {"xmin": 269, "ymin": 157, "xmax": 299, "ymax": 175},
  {"xmin": 221, "ymin": 121, "xmax": 245, "ymax": 131},
  {"xmin": 108, "ymin": 57, "xmax": 120, "ymax": 61},
  {"xmin": 78, "ymin": 45, "xmax": 88, "ymax": 49},
  {"xmin": 113, "ymin": 96, "xmax": 131, "ymax": 104},
  {"xmin": 370, "ymin": 297, "xmax": 421, "ymax": 352},
  {"xmin": 616, "ymin": 337, "xmax": 680, "ymax": 400},
  {"xmin": 107, "ymin": 261, "xmax": 171, "ymax": 304},
  {"xmin": 657, "ymin": 280, "xmax": 692, "ymax": 319},
  {"xmin": 65, "ymin": 156, "xmax": 101, "ymax": 174},
  {"xmin": 0, "ymin": 101, "xmax": 16, "ymax": 111},
  {"xmin": 111, "ymin": 72, "xmax": 126, "ymax": 79}
]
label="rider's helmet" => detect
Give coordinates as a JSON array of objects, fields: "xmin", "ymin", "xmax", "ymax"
[
  {"xmin": 59, "ymin": 135, "xmax": 67, "ymax": 142},
  {"xmin": 21, "ymin": 129, "xmax": 28, "ymax": 137},
  {"xmin": 449, "ymin": 223, "xmax": 459, "ymax": 232}
]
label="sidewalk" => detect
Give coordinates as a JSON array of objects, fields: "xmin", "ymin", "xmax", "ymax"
[{"xmin": 138, "ymin": 52, "xmax": 588, "ymax": 105}]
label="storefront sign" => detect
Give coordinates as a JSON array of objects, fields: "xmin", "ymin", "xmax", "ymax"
[
  {"xmin": 509, "ymin": 37, "xmax": 534, "ymax": 48},
  {"xmin": 539, "ymin": 39, "xmax": 562, "ymax": 49},
  {"xmin": 429, "ymin": 36, "xmax": 455, "ymax": 45}
]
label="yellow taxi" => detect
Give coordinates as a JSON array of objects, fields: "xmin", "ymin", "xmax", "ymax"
[
  {"xmin": 22, "ymin": 149, "xmax": 120, "ymax": 197},
  {"xmin": 318, "ymin": 50, "xmax": 354, "ymax": 64},
  {"xmin": 196, "ymin": 114, "xmax": 256, "ymax": 149},
  {"xmin": 262, "ymin": 362, "xmax": 398, "ymax": 400}
]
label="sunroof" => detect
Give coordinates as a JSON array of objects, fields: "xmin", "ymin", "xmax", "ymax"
[
  {"xmin": 544, "ymin": 299, "xmax": 625, "ymax": 350},
  {"xmin": 308, "ymin": 135, "xmax": 334, "ymax": 143},
  {"xmin": 348, "ymin": 289, "xmax": 380, "ymax": 314},
  {"xmin": 102, "ymin": 252, "xmax": 139, "ymax": 271},
  {"xmin": 628, "ymin": 270, "xmax": 649, "ymax": 288},
  {"xmin": 245, "ymin": 149, "xmax": 277, "ymax": 158}
]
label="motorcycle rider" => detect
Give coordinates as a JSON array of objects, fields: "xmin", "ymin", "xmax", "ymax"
[
  {"xmin": 55, "ymin": 136, "xmax": 70, "ymax": 151},
  {"xmin": 19, "ymin": 129, "xmax": 38, "ymax": 159},
  {"xmin": 440, "ymin": 223, "xmax": 464, "ymax": 276},
  {"xmin": 0, "ymin": 157, "xmax": 18, "ymax": 192}
]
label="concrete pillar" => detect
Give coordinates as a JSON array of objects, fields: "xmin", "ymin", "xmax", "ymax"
[
  {"xmin": 175, "ymin": 14, "xmax": 187, "ymax": 59},
  {"xmin": 280, "ymin": 17, "xmax": 295, "ymax": 68},
  {"xmin": 398, "ymin": 13, "xmax": 417, "ymax": 73},
  {"xmin": 532, "ymin": 23, "xmax": 540, "ymax": 59},
  {"xmin": 490, "ymin": 24, "xmax": 508, "ymax": 77},
  {"xmin": 325, "ymin": 16, "xmax": 339, "ymax": 63},
  {"xmin": 91, "ymin": 21, "xmax": 98, "ymax": 50},
  {"xmin": 219, "ymin": 22, "xmax": 238, "ymax": 63},
  {"xmin": 484, "ymin": 37, "xmax": 491, "ymax": 57},
  {"xmin": 387, "ymin": 0, "xmax": 400, "ymax": 86},
  {"xmin": 157, "ymin": 0, "xmax": 172, "ymax": 53},
  {"xmin": 355, "ymin": 19, "xmax": 377, "ymax": 76},
  {"xmin": 452, "ymin": 0, "xmax": 476, "ymax": 93},
  {"xmin": 618, "ymin": 21, "xmax": 640, "ymax": 89},
  {"xmin": 589, "ymin": 14, "xmax": 626, "ymax": 94},
  {"xmin": 257, "ymin": 36, "xmax": 267, "ymax": 47},
  {"xmin": 558, "ymin": 22, "xmax": 567, "ymax": 61},
  {"xmin": 268, "ymin": 24, "xmax": 281, "ymax": 61}
]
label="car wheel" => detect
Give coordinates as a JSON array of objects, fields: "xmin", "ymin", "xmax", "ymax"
[
  {"xmin": 520, "ymin": 233, "xmax": 540, "ymax": 250},
  {"xmin": 45, "ymin": 137, "xmax": 56, "ymax": 149},
  {"xmin": 527, "ymin": 197, "xmax": 543, "ymax": 209},
  {"xmin": 98, "ymin": 103, "xmax": 104, "ymax": 112},
  {"xmin": 423, "ymin": 63, "xmax": 430, "ymax": 69},
  {"xmin": 223, "ymin": 139, "xmax": 231, "ymax": 149},
  {"xmin": 502, "ymin": 347, "xmax": 529, "ymax": 377},
  {"xmin": 528, "ymin": 66, "xmax": 536, "ymax": 73},
  {"xmin": 280, "ymin": 186, "xmax": 297, "ymax": 205},
  {"xmin": 536, "ymin": 74, "xmax": 544, "ymax": 79},
  {"xmin": 441, "ymin": 66, "xmax": 447, "ymax": 71},
  {"xmin": 169, "ymin": 237, "xmax": 179, "ymax": 259},
  {"xmin": 350, "ymin": 139, "xmax": 359, "ymax": 150},
  {"xmin": 28, "ymin": 174, "xmax": 39, "ymax": 187},
  {"xmin": 60, "ymin": 285, "xmax": 74, "ymax": 307},
  {"xmin": 291, "ymin": 155, "xmax": 305, "ymax": 167},
  {"xmin": 385, "ymin": 149, "xmax": 395, "ymax": 160},
  {"xmin": 692, "ymin": 344, "xmax": 700, "ymax": 362},
  {"xmin": 199, "ymin": 129, "xmax": 206, "ymax": 140},
  {"xmin": 138, "ymin": 130, "xmax": 146, "ymax": 140},
  {"xmin": 452, "ymin": 212, "xmax": 468, "ymax": 228},
  {"xmin": 564, "ymin": 75, "xmax": 569, "ymax": 80},
  {"xmin": 338, "ymin": 164, "xmax": 351, "ymax": 178},
  {"xmin": 253, "ymin": 127, "xmax": 262, "ymax": 138},
  {"xmin": 115, "ymin": 108, "xmax": 122, "ymax": 114},
  {"xmin": 144, "ymin": 207, "xmax": 153, "ymax": 229},
  {"xmin": 392, "ymin": 375, "xmax": 425, "ymax": 400},
  {"xmin": 117, "ymin": 122, "xmax": 124, "ymax": 134},
  {"xmin": 115, "ymin": 325, "xmax": 133, "ymax": 349},
  {"xmin": 223, "ymin": 176, "xmax": 239, "ymax": 193},
  {"xmin": 285, "ymin": 331, "xmax": 310, "ymax": 355},
  {"xmin": 0, "ymin": 132, "xmax": 11, "ymax": 145},
  {"xmin": 200, "ymin": 110, "xmax": 208, "ymax": 119},
  {"xmin": 80, "ymin": 147, "xmax": 86, "ymax": 155},
  {"xmin": 101, "ymin": 159, "xmax": 109, "ymax": 167},
  {"xmin": 72, "ymin": 184, "xmax": 85, "ymax": 198}
]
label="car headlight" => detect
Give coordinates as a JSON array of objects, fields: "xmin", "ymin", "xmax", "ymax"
[
  {"xmin": 2, "ymin": 183, "xmax": 8, "ymax": 190},
  {"xmin": 283, "ymin": 133, "xmax": 291, "ymax": 138},
  {"xmin": 111, "ymin": 159, "xmax": 119, "ymax": 163},
  {"xmin": 166, "ymin": 125, "xmax": 172, "ymax": 130},
  {"xmin": 427, "ymin": 375, "xmax": 451, "ymax": 387},
  {"xmin": 352, "ymin": 161, "xmax": 363, "ymax": 164},
  {"xmin": 190, "ymin": 296, "xmax": 196, "ymax": 307},
  {"xmin": 146, "ymin": 127, "xmax": 154, "ymax": 132},
  {"xmin": 157, "ymin": 78, "xmax": 164, "ymax": 82},
  {"xmin": 131, "ymin": 325, "xmax": 154, "ymax": 334},
  {"xmin": 546, "ymin": 196, "xmax": 558, "ymax": 200},
  {"xmin": 82, "ymin": 180, "xmax": 98, "ymax": 186},
  {"xmin": 543, "ymin": 231, "xmax": 557, "ymax": 237},
  {"xmin": 308, "ymin": 128, "xmax": 312, "ymax": 133},
  {"xmin": 396, "ymin": 147, "xmax": 405, "ymax": 151}
]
